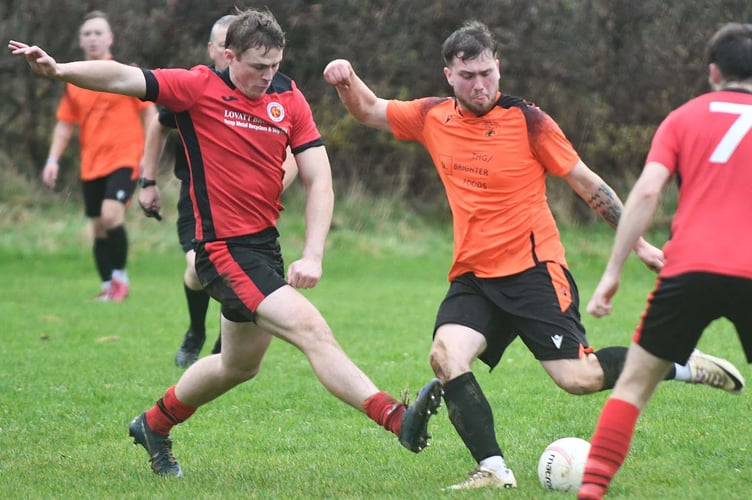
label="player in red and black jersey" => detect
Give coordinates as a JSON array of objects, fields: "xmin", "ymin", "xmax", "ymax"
[
  {"xmin": 9, "ymin": 8, "xmax": 442, "ymax": 478},
  {"xmin": 325, "ymin": 20, "xmax": 745, "ymax": 490},
  {"xmin": 139, "ymin": 15, "xmax": 299, "ymax": 369},
  {"xmin": 579, "ymin": 23, "xmax": 752, "ymax": 499}
]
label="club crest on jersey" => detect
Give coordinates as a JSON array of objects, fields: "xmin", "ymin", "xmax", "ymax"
[{"xmin": 267, "ymin": 102, "xmax": 285, "ymax": 122}]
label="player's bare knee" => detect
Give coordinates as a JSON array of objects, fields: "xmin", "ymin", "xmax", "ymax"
[
  {"xmin": 429, "ymin": 348, "xmax": 446, "ymax": 379},
  {"xmin": 221, "ymin": 360, "xmax": 262, "ymax": 385},
  {"xmin": 429, "ymin": 341, "xmax": 472, "ymax": 381},
  {"xmin": 184, "ymin": 266, "xmax": 202, "ymax": 290},
  {"xmin": 290, "ymin": 315, "xmax": 337, "ymax": 352},
  {"xmin": 308, "ymin": 322, "xmax": 337, "ymax": 347},
  {"xmin": 99, "ymin": 211, "xmax": 123, "ymax": 229},
  {"xmin": 429, "ymin": 336, "xmax": 452, "ymax": 367}
]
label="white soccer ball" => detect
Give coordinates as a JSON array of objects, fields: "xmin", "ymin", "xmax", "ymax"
[{"xmin": 537, "ymin": 437, "xmax": 591, "ymax": 492}]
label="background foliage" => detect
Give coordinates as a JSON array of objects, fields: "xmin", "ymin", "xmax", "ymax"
[{"xmin": 2, "ymin": 0, "xmax": 751, "ymax": 222}]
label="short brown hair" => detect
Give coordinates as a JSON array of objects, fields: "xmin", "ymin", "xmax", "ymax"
[
  {"xmin": 225, "ymin": 8, "xmax": 285, "ymax": 56},
  {"xmin": 442, "ymin": 21, "xmax": 498, "ymax": 66}
]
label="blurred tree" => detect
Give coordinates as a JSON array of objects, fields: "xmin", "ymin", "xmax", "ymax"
[{"xmin": 2, "ymin": 0, "xmax": 751, "ymax": 223}]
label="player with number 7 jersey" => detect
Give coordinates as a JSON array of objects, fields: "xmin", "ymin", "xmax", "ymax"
[
  {"xmin": 646, "ymin": 89, "xmax": 752, "ymax": 280},
  {"xmin": 579, "ymin": 23, "xmax": 752, "ymax": 499}
]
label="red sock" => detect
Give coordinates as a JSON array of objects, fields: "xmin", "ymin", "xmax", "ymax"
[
  {"xmin": 578, "ymin": 398, "xmax": 640, "ymax": 499},
  {"xmin": 363, "ymin": 391, "xmax": 404, "ymax": 436},
  {"xmin": 144, "ymin": 385, "xmax": 197, "ymax": 435}
]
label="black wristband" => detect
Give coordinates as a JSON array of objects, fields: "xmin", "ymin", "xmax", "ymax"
[{"xmin": 139, "ymin": 177, "xmax": 157, "ymax": 188}]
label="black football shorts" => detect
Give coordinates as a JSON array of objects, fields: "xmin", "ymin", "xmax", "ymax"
[
  {"xmin": 194, "ymin": 227, "xmax": 286, "ymax": 323},
  {"xmin": 635, "ymin": 272, "xmax": 752, "ymax": 364},
  {"xmin": 82, "ymin": 167, "xmax": 137, "ymax": 217},
  {"xmin": 434, "ymin": 262, "xmax": 591, "ymax": 369}
]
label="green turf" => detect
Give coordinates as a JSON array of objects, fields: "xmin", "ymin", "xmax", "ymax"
[{"xmin": 0, "ymin": 199, "xmax": 749, "ymax": 499}]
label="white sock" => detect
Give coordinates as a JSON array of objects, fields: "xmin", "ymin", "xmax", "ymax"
[
  {"xmin": 112, "ymin": 269, "xmax": 128, "ymax": 284},
  {"xmin": 674, "ymin": 362, "xmax": 691, "ymax": 381},
  {"xmin": 101, "ymin": 280, "xmax": 112, "ymax": 291},
  {"xmin": 479, "ymin": 455, "xmax": 508, "ymax": 476}
]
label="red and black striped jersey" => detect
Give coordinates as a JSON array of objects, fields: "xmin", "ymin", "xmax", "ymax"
[{"xmin": 143, "ymin": 65, "xmax": 323, "ymax": 241}]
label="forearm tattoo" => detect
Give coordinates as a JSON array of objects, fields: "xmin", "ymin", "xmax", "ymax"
[{"xmin": 587, "ymin": 184, "xmax": 621, "ymax": 229}]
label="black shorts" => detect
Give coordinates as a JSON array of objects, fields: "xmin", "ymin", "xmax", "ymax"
[
  {"xmin": 82, "ymin": 167, "xmax": 137, "ymax": 218},
  {"xmin": 176, "ymin": 180, "xmax": 195, "ymax": 253},
  {"xmin": 636, "ymin": 272, "xmax": 752, "ymax": 364},
  {"xmin": 434, "ymin": 262, "xmax": 590, "ymax": 369},
  {"xmin": 194, "ymin": 228, "xmax": 286, "ymax": 323}
]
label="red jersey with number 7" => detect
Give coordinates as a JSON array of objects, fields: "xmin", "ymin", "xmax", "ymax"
[{"xmin": 647, "ymin": 89, "xmax": 752, "ymax": 279}]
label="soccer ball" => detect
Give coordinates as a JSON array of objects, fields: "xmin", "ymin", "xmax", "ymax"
[{"xmin": 537, "ymin": 437, "xmax": 591, "ymax": 492}]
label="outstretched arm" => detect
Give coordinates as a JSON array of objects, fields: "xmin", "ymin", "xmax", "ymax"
[
  {"xmin": 8, "ymin": 40, "xmax": 147, "ymax": 97},
  {"xmin": 323, "ymin": 59, "xmax": 391, "ymax": 131},
  {"xmin": 587, "ymin": 161, "xmax": 671, "ymax": 317},
  {"xmin": 565, "ymin": 160, "xmax": 665, "ymax": 273}
]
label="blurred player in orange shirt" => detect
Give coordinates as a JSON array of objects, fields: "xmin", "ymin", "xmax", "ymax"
[{"xmin": 42, "ymin": 10, "xmax": 155, "ymax": 301}]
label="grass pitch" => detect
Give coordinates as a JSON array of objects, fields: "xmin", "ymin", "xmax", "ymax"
[{"xmin": 0, "ymin": 194, "xmax": 749, "ymax": 499}]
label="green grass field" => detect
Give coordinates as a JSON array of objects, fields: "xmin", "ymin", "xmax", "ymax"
[{"xmin": 1, "ymin": 194, "xmax": 750, "ymax": 499}]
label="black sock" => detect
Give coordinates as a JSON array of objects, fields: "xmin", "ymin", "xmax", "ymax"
[
  {"xmin": 595, "ymin": 346, "xmax": 628, "ymax": 390},
  {"xmin": 106, "ymin": 225, "xmax": 128, "ymax": 270},
  {"xmin": 443, "ymin": 371, "xmax": 503, "ymax": 463},
  {"xmin": 596, "ymin": 346, "xmax": 676, "ymax": 389},
  {"xmin": 184, "ymin": 284, "xmax": 210, "ymax": 336},
  {"xmin": 93, "ymin": 238, "xmax": 112, "ymax": 282}
]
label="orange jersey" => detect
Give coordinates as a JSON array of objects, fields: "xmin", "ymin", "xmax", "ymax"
[
  {"xmin": 56, "ymin": 83, "xmax": 151, "ymax": 180},
  {"xmin": 387, "ymin": 94, "xmax": 579, "ymax": 281}
]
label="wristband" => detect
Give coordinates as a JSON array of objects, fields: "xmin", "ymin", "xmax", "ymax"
[
  {"xmin": 47, "ymin": 157, "xmax": 58, "ymax": 164},
  {"xmin": 139, "ymin": 177, "xmax": 157, "ymax": 188}
]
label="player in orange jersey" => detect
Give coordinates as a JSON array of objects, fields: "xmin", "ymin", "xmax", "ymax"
[
  {"xmin": 325, "ymin": 20, "xmax": 744, "ymax": 491},
  {"xmin": 578, "ymin": 23, "xmax": 752, "ymax": 499},
  {"xmin": 42, "ymin": 10, "xmax": 155, "ymax": 301}
]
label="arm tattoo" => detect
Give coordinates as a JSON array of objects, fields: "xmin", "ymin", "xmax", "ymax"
[{"xmin": 587, "ymin": 183, "xmax": 621, "ymax": 229}]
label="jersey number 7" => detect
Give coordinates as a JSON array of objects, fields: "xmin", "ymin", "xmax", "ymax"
[{"xmin": 709, "ymin": 102, "xmax": 752, "ymax": 163}]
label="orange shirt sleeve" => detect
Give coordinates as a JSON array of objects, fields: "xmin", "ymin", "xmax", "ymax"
[
  {"xmin": 525, "ymin": 106, "xmax": 580, "ymax": 177},
  {"xmin": 387, "ymin": 97, "xmax": 447, "ymax": 143}
]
